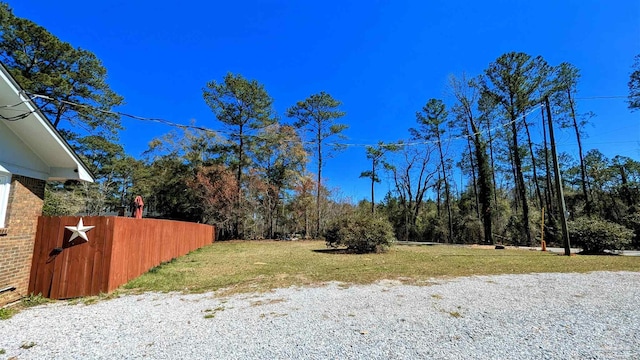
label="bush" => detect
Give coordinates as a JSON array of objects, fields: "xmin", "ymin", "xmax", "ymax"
[
  {"xmin": 505, "ymin": 215, "xmax": 525, "ymax": 246},
  {"xmin": 0, "ymin": 307, "xmax": 15, "ymax": 320},
  {"xmin": 568, "ymin": 218, "xmax": 633, "ymax": 254},
  {"xmin": 421, "ymin": 215, "xmax": 447, "ymax": 243},
  {"xmin": 453, "ymin": 215, "xmax": 484, "ymax": 244},
  {"xmin": 621, "ymin": 213, "xmax": 640, "ymax": 249},
  {"xmin": 42, "ymin": 185, "xmax": 84, "ymax": 216},
  {"xmin": 325, "ymin": 213, "xmax": 396, "ymax": 253},
  {"xmin": 21, "ymin": 293, "xmax": 49, "ymax": 307}
]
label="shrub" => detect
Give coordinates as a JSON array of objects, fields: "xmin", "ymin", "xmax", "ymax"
[
  {"xmin": 568, "ymin": 217, "xmax": 633, "ymax": 254},
  {"xmin": 621, "ymin": 213, "xmax": 640, "ymax": 249},
  {"xmin": 453, "ymin": 215, "xmax": 484, "ymax": 244},
  {"xmin": 0, "ymin": 307, "xmax": 15, "ymax": 320},
  {"xmin": 422, "ymin": 215, "xmax": 447, "ymax": 243},
  {"xmin": 21, "ymin": 293, "xmax": 50, "ymax": 307},
  {"xmin": 325, "ymin": 213, "xmax": 396, "ymax": 253},
  {"xmin": 505, "ymin": 215, "xmax": 524, "ymax": 246},
  {"xmin": 42, "ymin": 186, "xmax": 83, "ymax": 216}
]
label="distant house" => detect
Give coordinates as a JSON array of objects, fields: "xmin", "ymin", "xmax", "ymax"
[{"xmin": 0, "ymin": 63, "xmax": 93, "ymax": 306}]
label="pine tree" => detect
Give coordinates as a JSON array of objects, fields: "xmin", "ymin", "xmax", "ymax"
[{"xmin": 287, "ymin": 92, "xmax": 347, "ymax": 237}]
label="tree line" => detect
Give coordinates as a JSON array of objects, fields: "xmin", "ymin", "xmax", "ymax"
[
  {"xmin": 376, "ymin": 56, "xmax": 640, "ymax": 249},
  {"xmin": 1, "ymin": 3, "xmax": 638, "ymax": 246}
]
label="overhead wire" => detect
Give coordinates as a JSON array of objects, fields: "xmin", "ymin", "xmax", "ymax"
[
  {"xmin": 1, "ymin": 91, "xmax": 634, "ymax": 149},
  {"xmin": 28, "ymin": 93, "xmax": 221, "ymax": 133},
  {"xmin": 0, "ymin": 110, "xmax": 36, "ymax": 121},
  {"xmin": 574, "ymin": 95, "xmax": 627, "ymax": 100},
  {"xmin": 0, "ymin": 98, "xmax": 33, "ymax": 109},
  {"xmin": 328, "ymin": 105, "xmax": 543, "ymax": 148},
  {"xmin": 558, "ymin": 140, "xmax": 639, "ymax": 146},
  {"xmin": 0, "ymin": 96, "xmax": 40, "ymax": 121}
]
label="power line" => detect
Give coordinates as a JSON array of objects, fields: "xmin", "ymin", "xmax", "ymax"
[
  {"xmin": 28, "ymin": 92, "xmax": 224, "ymax": 134},
  {"xmin": 338, "ymin": 105, "xmax": 543, "ymax": 148},
  {"xmin": 2, "ymin": 92, "xmax": 632, "ymax": 149},
  {"xmin": 0, "ymin": 98, "xmax": 33, "ymax": 109},
  {"xmin": 0, "ymin": 110, "xmax": 36, "ymax": 121},
  {"xmin": 558, "ymin": 140, "xmax": 639, "ymax": 146},
  {"xmin": 5, "ymin": 95, "xmax": 550, "ymax": 151},
  {"xmin": 0, "ymin": 96, "xmax": 39, "ymax": 121},
  {"xmin": 574, "ymin": 95, "xmax": 627, "ymax": 100}
]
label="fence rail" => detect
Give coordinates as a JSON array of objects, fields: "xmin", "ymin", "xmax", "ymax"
[{"xmin": 29, "ymin": 216, "xmax": 214, "ymax": 299}]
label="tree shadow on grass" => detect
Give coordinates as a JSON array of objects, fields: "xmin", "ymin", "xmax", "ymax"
[
  {"xmin": 577, "ymin": 251, "xmax": 621, "ymax": 256},
  {"xmin": 312, "ymin": 248, "xmax": 353, "ymax": 255}
]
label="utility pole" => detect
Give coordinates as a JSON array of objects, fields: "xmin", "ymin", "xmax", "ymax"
[{"xmin": 545, "ymin": 97, "xmax": 571, "ymax": 256}]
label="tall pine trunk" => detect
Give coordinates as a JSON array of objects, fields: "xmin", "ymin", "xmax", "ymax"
[
  {"xmin": 267, "ymin": 194, "xmax": 273, "ymax": 239},
  {"xmin": 510, "ymin": 116, "xmax": 532, "ymax": 246},
  {"xmin": 469, "ymin": 117, "xmax": 494, "ymax": 245},
  {"xmin": 523, "ymin": 115, "xmax": 544, "ymax": 210},
  {"xmin": 567, "ymin": 89, "xmax": 591, "ymax": 215},
  {"xmin": 436, "ymin": 171, "xmax": 442, "ymax": 218},
  {"xmin": 371, "ymin": 160, "xmax": 376, "ymax": 214},
  {"xmin": 486, "ymin": 117, "xmax": 499, "ymax": 206},
  {"xmin": 541, "ymin": 106, "xmax": 555, "ymax": 217},
  {"xmin": 435, "ymin": 133, "xmax": 454, "ymax": 243},
  {"xmin": 234, "ymin": 126, "xmax": 245, "ymax": 239},
  {"xmin": 316, "ymin": 135, "xmax": 322, "ymax": 238},
  {"xmin": 507, "ymin": 137, "xmax": 520, "ymax": 212},
  {"xmin": 466, "ymin": 130, "xmax": 480, "ymax": 219}
]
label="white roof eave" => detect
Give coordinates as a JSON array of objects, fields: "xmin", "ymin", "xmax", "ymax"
[{"xmin": 0, "ymin": 64, "xmax": 94, "ymax": 183}]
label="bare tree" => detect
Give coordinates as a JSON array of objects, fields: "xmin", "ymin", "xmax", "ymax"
[
  {"xmin": 411, "ymin": 99, "xmax": 453, "ymax": 242},
  {"xmin": 449, "ymin": 74, "xmax": 494, "ymax": 245},
  {"xmin": 383, "ymin": 143, "xmax": 438, "ymax": 241}
]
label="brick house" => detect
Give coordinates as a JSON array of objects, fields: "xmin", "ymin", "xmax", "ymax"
[{"xmin": 0, "ymin": 63, "xmax": 93, "ymax": 306}]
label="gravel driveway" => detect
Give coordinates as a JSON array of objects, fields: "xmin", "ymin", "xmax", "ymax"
[{"xmin": 1, "ymin": 271, "xmax": 638, "ymax": 359}]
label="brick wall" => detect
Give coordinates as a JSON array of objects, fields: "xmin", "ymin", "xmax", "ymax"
[{"xmin": 0, "ymin": 175, "xmax": 45, "ymax": 306}]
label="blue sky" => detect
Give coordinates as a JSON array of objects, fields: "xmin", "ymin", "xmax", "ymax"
[{"xmin": 9, "ymin": 0, "xmax": 640, "ymax": 201}]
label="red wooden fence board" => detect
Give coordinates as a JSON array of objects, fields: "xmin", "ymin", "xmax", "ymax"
[{"xmin": 29, "ymin": 216, "xmax": 214, "ymax": 299}]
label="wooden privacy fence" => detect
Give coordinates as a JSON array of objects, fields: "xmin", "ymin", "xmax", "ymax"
[{"xmin": 29, "ymin": 216, "xmax": 215, "ymax": 299}]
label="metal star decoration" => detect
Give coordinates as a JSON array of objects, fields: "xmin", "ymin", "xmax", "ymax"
[{"xmin": 65, "ymin": 217, "xmax": 95, "ymax": 243}]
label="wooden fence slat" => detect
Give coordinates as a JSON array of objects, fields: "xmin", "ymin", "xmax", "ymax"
[
  {"xmin": 49, "ymin": 217, "xmax": 66, "ymax": 299},
  {"xmin": 30, "ymin": 216, "xmax": 214, "ymax": 299},
  {"xmin": 108, "ymin": 217, "xmax": 125, "ymax": 292},
  {"xmin": 101, "ymin": 217, "xmax": 117, "ymax": 293},
  {"xmin": 89, "ymin": 217, "xmax": 105, "ymax": 295}
]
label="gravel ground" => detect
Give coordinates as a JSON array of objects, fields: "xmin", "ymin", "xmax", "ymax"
[{"xmin": 1, "ymin": 271, "xmax": 638, "ymax": 359}]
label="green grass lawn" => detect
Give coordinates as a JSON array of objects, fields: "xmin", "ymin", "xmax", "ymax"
[{"xmin": 121, "ymin": 240, "xmax": 640, "ymax": 296}]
